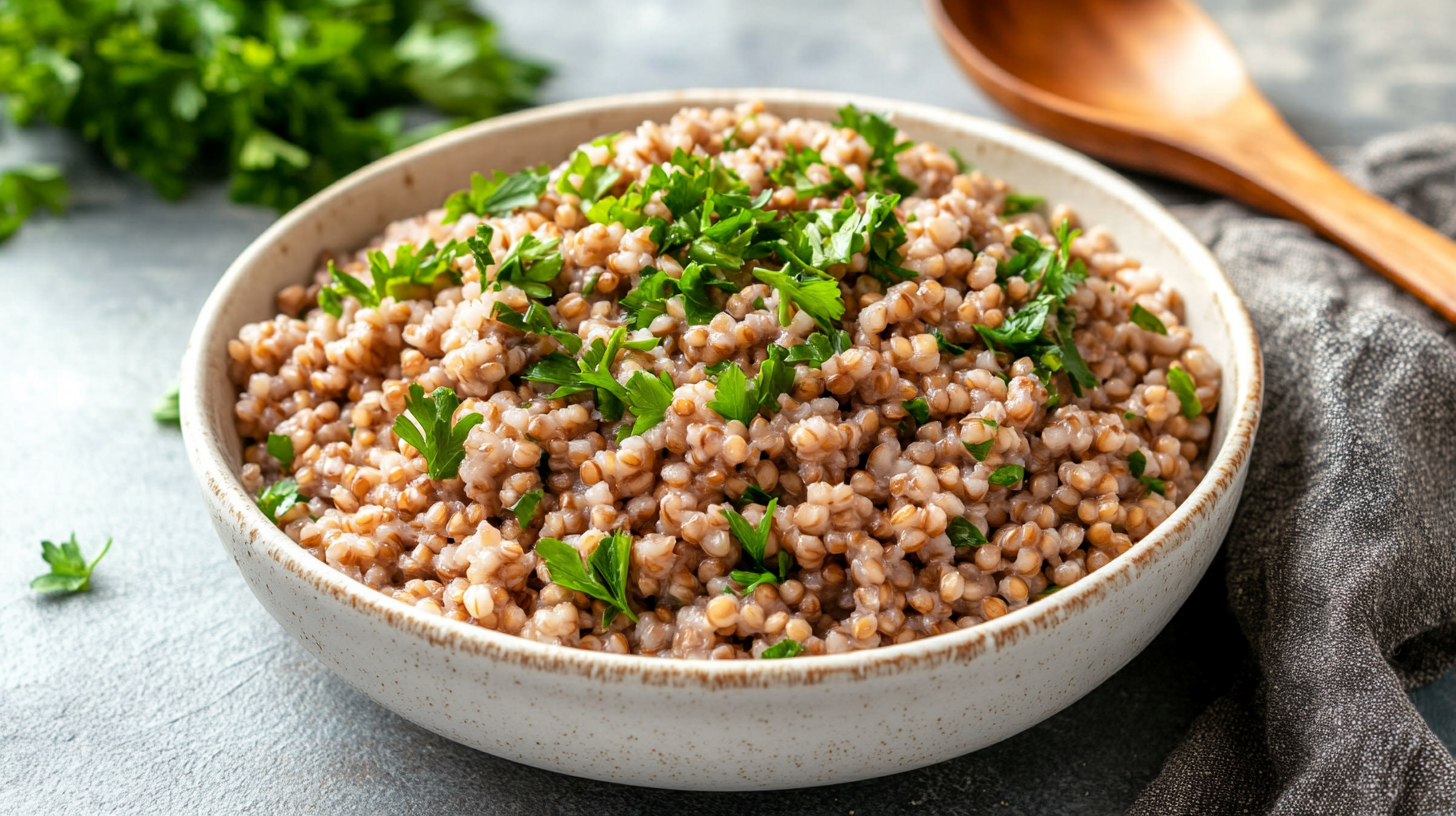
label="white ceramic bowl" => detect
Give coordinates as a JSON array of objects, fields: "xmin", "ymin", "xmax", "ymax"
[{"xmin": 181, "ymin": 89, "xmax": 1262, "ymax": 791}]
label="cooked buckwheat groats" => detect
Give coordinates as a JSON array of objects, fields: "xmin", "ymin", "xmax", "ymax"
[{"xmin": 230, "ymin": 101, "xmax": 1221, "ymax": 659}]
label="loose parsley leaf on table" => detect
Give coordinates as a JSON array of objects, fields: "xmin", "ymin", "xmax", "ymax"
[
  {"xmin": 152, "ymin": 381, "xmax": 181, "ymax": 425},
  {"xmin": 1130, "ymin": 303, "xmax": 1169, "ymax": 335},
  {"xmin": 257, "ymin": 478, "xmax": 304, "ymax": 523},
  {"xmin": 442, "ymin": 166, "xmax": 550, "ymax": 223},
  {"xmin": 760, "ymin": 639, "xmax": 805, "ymax": 659},
  {"xmin": 0, "ymin": 164, "xmax": 68, "ymax": 244},
  {"xmin": 1127, "ymin": 450, "xmax": 1167, "ymax": 496},
  {"xmin": 1166, "ymin": 365, "xmax": 1202, "ymax": 418},
  {"xmin": 393, "ymin": 385, "xmax": 483, "ymax": 481},
  {"xmin": 267, "ymin": 433, "xmax": 295, "ymax": 469},
  {"xmin": 536, "ymin": 531, "xmax": 638, "ymax": 625},
  {"xmin": 31, "ymin": 534, "xmax": 112, "ymax": 594},
  {"xmin": 721, "ymin": 498, "xmax": 790, "ymax": 596}
]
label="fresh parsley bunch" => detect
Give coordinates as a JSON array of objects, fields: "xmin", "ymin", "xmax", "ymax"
[{"xmin": 0, "ymin": 0, "xmax": 548, "ymax": 215}]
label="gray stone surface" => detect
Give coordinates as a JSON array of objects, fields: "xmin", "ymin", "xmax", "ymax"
[{"xmin": 1, "ymin": 0, "xmax": 1453, "ymax": 812}]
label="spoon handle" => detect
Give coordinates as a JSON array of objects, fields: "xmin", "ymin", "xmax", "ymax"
[{"xmin": 1232, "ymin": 134, "xmax": 1456, "ymax": 322}]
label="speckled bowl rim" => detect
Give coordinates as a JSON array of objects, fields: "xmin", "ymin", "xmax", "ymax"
[{"xmin": 182, "ymin": 88, "xmax": 1262, "ymax": 688}]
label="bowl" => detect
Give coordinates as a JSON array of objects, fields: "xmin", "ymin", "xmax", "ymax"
[{"xmin": 181, "ymin": 88, "xmax": 1262, "ymax": 791}]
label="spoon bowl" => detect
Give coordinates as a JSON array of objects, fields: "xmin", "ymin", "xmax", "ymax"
[{"xmin": 930, "ymin": 0, "xmax": 1456, "ymax": 321}]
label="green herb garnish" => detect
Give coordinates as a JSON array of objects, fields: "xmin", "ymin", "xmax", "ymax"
[
  {"xmin": 491, "ymin": 301, "xmax": 583, "ymax": 353},
  {"xmin": 988, "ymin": 464, "xmax": 1025, "ymax": 488},
  {"xmin": 738, "ymin": 485, "xmax": 775, "ymax": 507},
  {"xmin": 948, "ymin": 147, "xmax": 971, "ymax": 175},
  {"xmin": 1129, "ymin": 304, "xmax": 1168, "ymax": 335},
  {"xmin": 1036, "ymin": 584, "xmax": 1063, "ymax": 599},
  {"xmin": 963, "ymin": 418, "xmax": 999, "ymax": 462},
  {"xmin": 536, "ymin": 531, "xmax": 638, "ymax": 625},
  {"xmin": 257, "ymin": 478, "xmax": 304, "ymax": 523},
  {"xmin": 902, "ymin": 398, "xmax": 930, "ymax": 424},
  {"xmin": 320, "ymin": 240, "xmax": 462, "ymax": 316},
  {"xmin": 267, "ymin": 433, "xmax": 295, "ymax": 469},
  {"xmin": 507, "ymin": 489, "xmax": 544, "ymax": 526},
  {"xmin": 831, "ymin": 104, "xmax": 917, "ymax": 196},
  {"xmin": 1002, "ymin": 193, "xmax": 1044, "ymax": 215},
  {"xmin": 30, "ymin": 534, "xmax": 112, "ymax": 594},
  {"xmin": 931, "ymin": 328, "xmax": 968, "ymax": 355},
  {"xmin": 557, "ymin": 149, "xmax": 622, "ymax": 209},
  {"xmin": 721, "ymin": 498, "xmax": 789, "ymax": 596},
  {"xmin": 786, "ymin": 329, "xmax": 854, "ymax": 366},
  {"xmin": 707, "ymin": 349, "xmax": 795, "ymax": 425},
  {"xmin": 760, "ymin": 638, "xmax": 805, "ymax": 659},
  {"xmin": 1166, "ymin": 365, "xmax": 1202, "ymax": 418},
  {"xmin": 947, "ymin": 516, "xmax": 989, "ymax": 548},
  {"xmin": 152, "ymin": 381, "xmax": 181, "ymax": 425},
  {"xmin": 522, "ymin": 327, "xmax": 670, "ymax": 433},
  {"xmin": 753, "ymin": 267, "xmax": 845, "ymax": 329},
  {"xmin": 1127, "ymin": 449, "xmax": 1167, "ymax": 496},
  {"xmin": 0, "ymin": 164, "xmax": 68, "ymax": 243},
  {"xmin": 442, "ymin": 166, "xmax": 550, "ymax": 223},
  {"xmin": 392, "ymin": 384, "xmax": 483, "ymax": 480},
  {"xmin": 469, "ymin": 223, "xmax": 564, "ymax": 299}
]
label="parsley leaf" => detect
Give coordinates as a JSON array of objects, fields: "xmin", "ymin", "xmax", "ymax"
[
  {"xmin": 949, "ymin": 147, "xmax": 972, "ymax": 175},
  {"xmin": 557, "ymin": 149, "xmax": 622, "ymax": 209},
  {"xmin": 753, "ymin": 267, "xmax": 845, "ymax": 329},
  {"xmin": 832, "ymin": 105, "xmax": 917, "ymax": 195},
  {"xmin": 753, "ymin": 346, "xmax": 796, "ymax": 414},
  {"xmin": 392, "ymin": 384, "xmax": 483, "ymax": 481},
  {"xmin": 1036, "ymin": 584, "xmax": 1063, "ymax": 599},
  {"xmin": 721, "ymin": 498, "xmax": 788, "ymax": 596},
  {"xmin": 0, "ymin": 164, "xmax": 68, "ymax": 243},
  {"xmin": 267, "ymin": 433, "xmax": 295, "ymax": 469},
  {"xmin": 30, "ymin": 534, "xmax": 112, "ymax": 594},
  {"xmin": 988, "ymin": 464, "xmax": 1025, "ymax": 487},
  {"xmin": 760, "ymin": 639, "xmax": 805, "ymax": 659},
  {"xmin": 152, "ymin": 381, "xmax": 181, "ymax": 425},
  {"xmin": 902, "ymin": 398, "xmax": 930, "ymax": 424},
  {"xmin": 442, "ymin": 166, "xmax": 550, "ymax": 223},
  {"xmin": 963, "ymin": 417, "xmax": 999, "ymax": 462},
  {"xmin": 1166, "ymin": 365, "xmax": 1202, "ymax": 418},
  {"xmin": 931, "ymin": 328, "xmax": 968, "ymax": 356},
  {"xmin": 679, "ymin": 262, "xmax": 737, "ymax": 325},
  {"xmin": 536, "ymin": 531, "xmax": 638, "ymax": 625},
  {"xmin": 738, "ymin": 485, "xmax": 775, "ymax": 507},
  {"xmin": 1130, "ymin": 303, "xmax": 1169, "ymax": 335},
  {"xmin": 491, "ymin": 301, "xmax": 582, "ymax": 353},
  {"xmin": 622, "ymin": 370, "xmax": 676, "ymax": 437},
  {"xmin": 707, "ymin": 363, "xmax": 755, "ymax": 426},
  {"xmin": 257, "ymin": 478, "xmax": 304, "ymax": 523},
  {"xmin": 507, "ymin": 489, "xmax": 544, "ymax": 526},
  {"xmin": 946, "ymin": 516, "xmax": 989, "ymax": 548},
  {"xmin": 1003, "ymin": 193, "xmax": 1044, "ymax": 215},
  {"xmin": 786, "ymin": 329, "xmax": 853, "ymax": 366},
  {"xmin": 471, "ymin": 224, "xmax": 564, "ymax": 299},
  {"xmin": 320, "ymin": 240, "xmax": 462, "ymax": 317},
  {"xmin": 1127, "ymin": 450, "xmax": 1167, "ymax": 496},
  {"xmin": 769, "ymin": 144, "xmax": 854, "ymax": 199}
]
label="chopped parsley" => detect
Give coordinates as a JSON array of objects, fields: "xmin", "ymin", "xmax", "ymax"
[
  {"xmin": 30, "ymin": 534, "xmax": 112, "ymax": 594},
  {"xmin": 948, "ymin": 147, "xmax": 972, "ymax": 175},
  {"xmin": 738, "ymin": 485, "xmax": 775, "ymax": 507},
  {"xmin": 753, "ymin": 267, "xmax": 845, "ymax": 329},
  {"xmin": 832, "ymin": 104, "xmax": 917, "ymax": 196},
  {"xmin": 522, "ymin": 327, "xmax": 671, "ymax": 434},
  {"xmin": 707, "ymin": 349, "xmax": 795, "ymax": 425},
  {"xmin": 786, "ymin": 329, "xmax": 853, "ymax": 366},
  {"xmin": 769, "ymin": 144, "xmax": 854, "ymax": 199},
  {"xmin": 469, "ymin": 223, "xmax": 564, "ymax": 299},
  {"xmin": 931, "ymin": 328, "xmax": 968, "ymax": 355},
  {"xmin": 1127, "ymin": 450, "xmax": 1167, "ymax": 496},
  {"xmin": 267, "ymin": 433, "xmax": 295, "ymax": 469},
  {"xmin": 1129, "ymin": 304, "xmax": 1168, "ymax": 335},
  {"xmin": 988, "ymin": 464, "xmax": 1025, "ymax": 488},
  {"xmin": 621, "ymin": 369, "xmax": 677, "ymax": 438},
  {"xmin": 491, "ymin": 301, "xmax": 582, "ymax": 353},
  {"xmin": 964, "ymin": 418, "xmax": 999, "ymax": 461},
  {"xmin": 1002, "ymin": 192, "xmax": 1044, "ymax": 215},
  {"xmin": 392, "ymin": 384, "xmax": 483, "ymax": 481},
  {"xmin": 152, "ymin": 381, "xmax": 181, "ymax": 425},
  {"xmin": 721, "ymin": 497, "xmax": 790, "ymax": 596},
  {"xmin": 947, "ymin": 516, "xmax": 989, "ymax": 548},
  {"xmin": 536, "ymin": 531, "xmax": 637, "ymax": 625},
  {"xmin": 902, "ymin": 398, "xmax": 930, "ymax": 424},
  {"xmin": 1166, "ymin": 365, "xmax": 1202, "ymax": 418},
  {"xmin": 320, "ymin": 240, "xmax": 463, "ymax": 316},
  {"xmin": 557, "ymin": 148, "xmax": 622, "ymax": 209},
  {"xmin": 620, "ymin": 263, "xmax": 738, "ymax": 329},
  {"xmin": 256, "ymin": 478, "xmax": 304, "ymax": 523},
  {"xmin": 507, "ymin": 489, "xmax": 544, "ymax": 526},
  {"xmin": 760, "ymin": 638, "xmax": 805, "ymax": 659},
  {"xmin": 1036, "ymin": 584, "xmax": 1063, "ymax": 599},
  {"xmin": 441, "ymin": 166, "xmax": 550, "ymax": 223}
]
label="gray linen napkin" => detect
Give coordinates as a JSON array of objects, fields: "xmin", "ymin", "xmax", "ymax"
[{"xmin": 1131, "ymin": 127, "xmax": 1456, "ymax": 815}]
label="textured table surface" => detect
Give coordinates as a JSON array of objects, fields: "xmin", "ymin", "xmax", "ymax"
[{"xmin": 4, "ymin": 1, "xmax": 1455, "ymax": 813}]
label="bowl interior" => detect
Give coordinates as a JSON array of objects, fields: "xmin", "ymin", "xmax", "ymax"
[{"xmin": 187, "ymin": 88, "xmax": 1255, "ymax": 668}]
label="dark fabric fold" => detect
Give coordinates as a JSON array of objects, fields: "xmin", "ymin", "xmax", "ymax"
[{"xmin": 1132, "ymin": 127, "xmax": 1456, "ymax": 815}]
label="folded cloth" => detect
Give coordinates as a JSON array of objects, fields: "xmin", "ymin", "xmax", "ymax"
[{"xmin": 1131, "ymin": 127, "xmax": 1456, "ymax": 815}]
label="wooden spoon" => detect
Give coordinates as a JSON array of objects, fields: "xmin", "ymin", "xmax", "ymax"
[{"xmin": 928, "ymin": 0, "xmax": 1456, "ymax": 321}]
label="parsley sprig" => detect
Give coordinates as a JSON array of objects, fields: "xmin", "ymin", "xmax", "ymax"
[
  {"xmin": 469, "ymin": 224, "xmax": 564, "ymax": 299},
  {"xmin": 831, "ymin": 104, "xmax": 917, "ymax": 196},
  {"xmin": 442, "ymin": 166, "xmax": 550, "ymax": 223},
  {"xmin": 507, "ymin": 489, "xmax": 544, "ymax": 526},
  {"xmin": 536, "ymin": 530, "xmax": 638, "ymax": 624},
  {"xmin": 706, "ymin": 349, "xmax": 795, "ymax": 425},
  {"xmin": 522, "ymin": 326, "xmax": 671, "ymax": 436},
  {"xmin": 785, "ymin": 329, "xmax": 853, "ymax": 366},
  {"xmin": 393, "ymin": 385, "xmax": 483, "ymax": 480},
  {"xmin": 31, "ymin": 534, "xmax": 112, "ymax": 594},
  {"xmin": 721, "ymin": 498, "xmax": 789, "ymax": 596}
]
